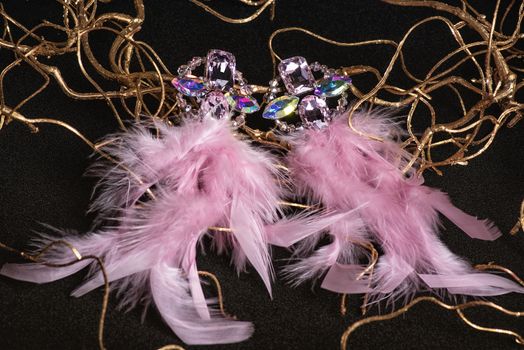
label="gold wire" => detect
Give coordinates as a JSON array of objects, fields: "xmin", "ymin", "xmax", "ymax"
[
  {"xmin": 510, "ymin": 200, "xmax": 524, "ymax": 235},
  {"xmin": 0, "ymin": 240, "xmax": 111, "ymax": 350},
  {"xmin": 340, "ymin": 296, "xmax": 524, "ymax": 350},
  {"xmin": 0, "ymin": 238, "xmax": 190, "ymax": 350},
  {"xmin": 339, "ymin": 241, "xmax": 379, "ymax": 316},
  {"xmin": 340, "ymin": 262, "xmax": 524, "ymax": 350},
  {"xmin": 189, "ymin": 0, "xmax": 275, "ymax": 24},
  {"xmin": 1, "ymin": 0, "xmax": 521, "ymax": 173},
  {"xmin": 262, "ymin": 3, "xmax": 523, "ymax": 173},
  {"xmin": 198, "ymin": 271, "xmax": 235, "ymax": 319}
]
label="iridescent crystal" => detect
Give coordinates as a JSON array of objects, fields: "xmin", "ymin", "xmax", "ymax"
[
  {"xmin": 226, "ymin": 94, "xmax": 260, "ymax": 114},
  {"xmin": 200, "ymin": 91, "xmax": 230, "ymax": 120},
  {"xmin": 262, "ymin": 95, "xmax": 299, "ymax": 120},
  {"xmin": 205, "ymin": 49, "xmax": 236, "ymax": 90},
  {"xmin": 171, "ymin": 77, "xmax": 205, "ymax": 97},
  {"xmin": 278, "ymin": 56, "xmax": 315, "ymax": 95},
  {"xmin": 314, "ymin": 76, "xmax": 350, "ymax": 97},
  {"xmin": 298, "ymin": 95, "xmax": 329, "ymax": 128},
  {"xmin": 333, "ymin": 74, "xmax": 352, "ymax": 84}
]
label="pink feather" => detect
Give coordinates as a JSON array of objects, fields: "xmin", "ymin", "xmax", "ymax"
[
  {"xmin": 278, "ymin": 107, "xmax": 523, "ymax": 302},
  {"xmin": 1, "ymin": 117, "xmax": 284, "ymax": 344}
]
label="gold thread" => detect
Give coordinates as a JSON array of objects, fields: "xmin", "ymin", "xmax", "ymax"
[
  {"xmin": 198, "ymin": 271, "xmax": 236, "ymax": 319},
  {"xmin": 189, "ymin": 0, "xmax": 275, "ymax": 24},
  {"xmin": 341, "ymin": 296, "xmax": 524, "ymax": 350},
  {"xmin": 0, "ymin": 240, "xmax": 110, "ymax": 350}
]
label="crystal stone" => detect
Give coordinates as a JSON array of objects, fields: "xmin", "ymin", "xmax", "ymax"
[
  {"xmin": 226, "ymin": 94, "xmax": 260, "ymax": 114},
  {"xmin": 298, "ymin": 95, "xmax": 329, "ymax": 128},
  {"xmin": 278, "ymin": 56, "xmax": 315, "ymax": 95},
  {"xmin": 171, "ymin": 77, "xmax": 205, "ymax": 97},
  {"xmin": 333, "ymin": 75, "xmax": 352, "ymax": 84},
  {"xmin": 262, "ymin": 95, "xmax": 299, "ymax": 120},
  {"xmin": 314, "ymin": 76, "xmax": 350, "ymax": 97},
  {"xmin": 200, "ymin": 91, "xmax": 230, "ymax": 119},
  {"xmin": 205, "ymin": 49, "xmax": 236, "ymax": 90}
]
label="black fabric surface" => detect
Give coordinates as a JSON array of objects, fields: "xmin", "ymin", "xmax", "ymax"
[{"xmin": 0, "ymin": 1, "xmax": 523, "ymax": 349}]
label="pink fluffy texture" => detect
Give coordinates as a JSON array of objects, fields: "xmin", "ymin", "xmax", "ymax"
[
  {"xmin": 279, "ymin": 108, "xmax": 523, "ymax": 302},
  {"xmin": 1, "ymin": 117, "xmax": 284, "ymax": 345}
]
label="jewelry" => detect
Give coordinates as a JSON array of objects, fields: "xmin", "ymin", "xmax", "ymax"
[
  {"xmin": 1, "ymin": 50, "xmax": 293, "ymax": 346},
  {"xmin": 265, "ymin": 56, "xmax": 524, "ymax": 302},
  {"xmin": 261, "ymin": 55, "xmax": 351, "ymax": 132}
]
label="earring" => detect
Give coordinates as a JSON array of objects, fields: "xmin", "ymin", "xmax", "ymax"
[
  {"xmin": 1, "ymin": 50, "xmax": 281, "ymax": 345},
  {"xmin": 263, "ymin": 56, "xmax": 524, "ymax": 302}
]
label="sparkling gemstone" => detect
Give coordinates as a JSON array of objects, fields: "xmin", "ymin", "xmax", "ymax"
[
  {"xmin": 314, "ymin": 76, "xmax": 350, "ymax": 97},
  {"xmin": 298, "ymin": 95, "xmax": 330, "ymax": 128},
  {"xmin": 200, "ymin": 91, "xmax": 230, "ymax": 119},
  {"xmin": 205, "ymin": 49, "xmax": 236, "ymax": 90},
  {"xmin": 172, "ymin": 77, "xmax": 206, "ymax": 97},
  {"xmin": 262, "ymin": 95, "xmax": 299, "ymax": 120},
  {"xmin": 226, "ymin": 94, "xmax": 260, "ymax": 114},
  {"xmin": 278, "ymin": 56, "xmax": 315, "ymax": 95},
  {"xmin": 333, "ymin": 74, "xmax": 352, "ymax": 83}
]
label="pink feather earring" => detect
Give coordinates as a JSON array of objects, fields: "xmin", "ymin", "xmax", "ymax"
[
  {"xmin": 263, "ymin": 56, "xmax": 524, "ymax": 303},
  {"xmin": 1, "ymin": 50, "xmax": 283, "ymax": 345}
]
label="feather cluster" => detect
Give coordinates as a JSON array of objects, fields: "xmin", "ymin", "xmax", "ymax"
[
  {"xmin": 272, "ymin": 108, "xmax": 524, "ymax": 302},
  {"xmin": 1, "ymin": 117, "xmax": 285, "ymax": 344},
  {"xmin": 1, "ymin": 105, "xmax": 521, "ymax": 346}
]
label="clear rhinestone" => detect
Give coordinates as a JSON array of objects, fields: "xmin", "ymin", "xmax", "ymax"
[
  {"xmin": 200, "ymin": 91, "xmax": 230, "ymax": 120},
  {"xmin": 205, "ymin": 49, "xmax": 236, "ymax": 90},
  {"xmin": 298, "ymin": 95, "xmax": 330, "ymax": 129},
  {"xmin": 310, "ymin": 62, "xmax": 321, "ymax": 71},
  {"xmin": 278, "ymin": 56, "xmax": 315, "ymax": 95},
  {"xmin": 177, "ymin": 65, "xmax": 189, "ymax": 76},
  {"xmin": 239, "ymin": 84, "xmax": 254, "ymax": 95}
]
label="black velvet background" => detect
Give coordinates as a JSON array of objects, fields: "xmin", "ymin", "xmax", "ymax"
[{"xmin": 0, "ymin": 1, "xmax": 523, "ymax": 349}]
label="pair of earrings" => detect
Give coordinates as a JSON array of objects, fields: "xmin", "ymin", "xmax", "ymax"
[{"xmin": 2, "ymin": 50, "xmax": 521, "ymax": 345}]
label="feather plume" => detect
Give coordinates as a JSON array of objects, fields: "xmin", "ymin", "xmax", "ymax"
[
  {"xmin": 279, "ymin": 107, "xmax": 523, "ymax": 302},
  {"xmin": 1, "ymin": 117, "xmax": 283, "ymax": 344}
]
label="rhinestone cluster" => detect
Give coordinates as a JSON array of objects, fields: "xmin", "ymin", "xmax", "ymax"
[
  {"xmin": 171, "ymin": 49, "xmax": 259, "ymax": 126},
  {"xmin": 171, "ymin": 51, "xmax": 352, "ymax": 131},
  {"xmin": 263, "ymin": 56, "xmax": 352, "ymax": 131}
]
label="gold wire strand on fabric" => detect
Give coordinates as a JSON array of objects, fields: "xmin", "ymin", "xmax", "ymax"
[
  {"xmin": 340, "ymin": 263, "xmax": 524, "ymax": 350},
  {"xmin": 0, "ymin": 238, "xmax": 191, "ymax": 350},
  {"xmin": 340, "ymin": 296, "xmax": 524, "ymax": 350},
  {"xmin": 339, "ymin": 241, "xmax": 379, "ymax": 316},
  {"xmin": 155, "ymin": 346, "xmax": 185, "ymax": 350},
  {"xmin": 198, "ymin": 271, "xmax": 237, "ymax": 319},
  {"xmin": 0, "ymin": 240, "xmax": 111, "ymax": 350},
  {"xmin": 510, "ymin": 200, "xmax": 524, "ymax": 235},
  {"xmin": 189, "ymin": 0, "xmax": 276, "ymax": 23}
]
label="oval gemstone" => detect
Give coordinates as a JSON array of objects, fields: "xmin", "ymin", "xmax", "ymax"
[
  {"xmin": 171, "ymin": 77, "xmax": 205, "ymax": 97},
  {"xmin": 226, "ymin": 94, "xmax": 260, "ymax": 114},
  {"xmin": 298, "ymin": 95, "xmax": 329, "ymax": 128},
  {"xmin": 314, "ymin": 76, "xmax": 350, "ymax": 97},
  {"xmin": 262, "ymin": 95, "xmax": 299, "ymax": 120},
  {"xmin": 200, "ymin": 91, "xmax": 230, "ymax": 120}
]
